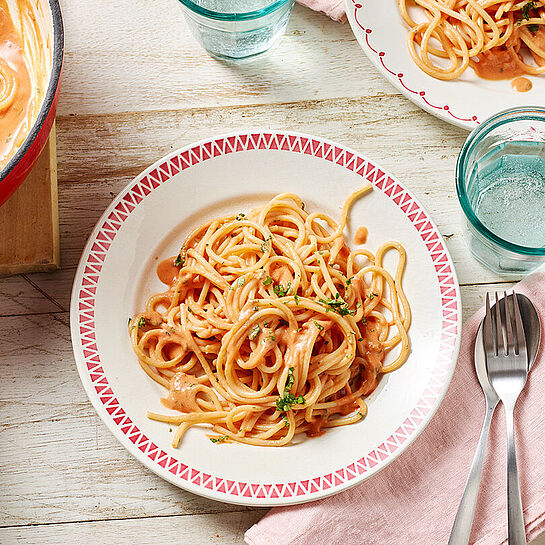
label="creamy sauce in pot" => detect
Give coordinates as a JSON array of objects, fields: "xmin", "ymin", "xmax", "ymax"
[{"xmin": 0, "ymin": 0, "xmax": 52, "ymax": 169}]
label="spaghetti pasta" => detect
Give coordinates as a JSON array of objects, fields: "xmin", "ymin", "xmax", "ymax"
[
  {"xmin": 130, "ymin": 187, "xmax": 411, "ymax": 448},
  {"xmin": 399, "ymin": 0, "xmax": 545, "ymax": 81}
]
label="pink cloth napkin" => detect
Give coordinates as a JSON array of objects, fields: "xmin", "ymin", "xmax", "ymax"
[
  {"xmin": 245, "ymin": 272, "xmax": 545, "ymax": 545},
  {"xmin": 296, "ymin": 0, "xmax": 346, "ymax": 22}
]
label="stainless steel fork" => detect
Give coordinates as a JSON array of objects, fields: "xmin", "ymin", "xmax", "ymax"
[{"xmin": 484, "ymin": 292, "xmax": 529, "ymax": 545}]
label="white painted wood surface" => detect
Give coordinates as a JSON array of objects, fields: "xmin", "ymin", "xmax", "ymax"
[{"xmin": 1, "ymin": 0, "xmax": 543, "ymax": 543}]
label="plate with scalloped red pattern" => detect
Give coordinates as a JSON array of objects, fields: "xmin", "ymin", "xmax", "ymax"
[
  {"xmin": 70, "ymin": 131, "xmax": 461, "ymax": 506},
  {"xmin": 345, "ymin": 0, "xmax": 545, "ymax": 130}
]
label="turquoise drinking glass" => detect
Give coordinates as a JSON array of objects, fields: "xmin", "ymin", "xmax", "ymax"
[
  {"xmin": 456, "ymin": 107, "xmax": 545, "ymax": 275},
  {"xmin": 177, "ymin": 0, "xmax": 295, "ymax": 60}
]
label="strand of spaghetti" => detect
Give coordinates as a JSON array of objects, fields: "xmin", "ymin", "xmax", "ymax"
[{"xmin": 131, "ymin": 189, "xmax": 411, "ymax": 447}]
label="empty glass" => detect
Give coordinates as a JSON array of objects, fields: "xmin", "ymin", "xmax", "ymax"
[
  {"xmin": 178, "ymin": 0, "xmax": 294, "ymax": 60},
  {"xmin": 456, "ymin": 107, "xmax": 545, "ymax": 275}
]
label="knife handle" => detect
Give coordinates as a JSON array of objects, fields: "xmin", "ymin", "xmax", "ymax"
[{"xmin": 448, "ymin": 402, "xmax": 497, "ymax": 545}]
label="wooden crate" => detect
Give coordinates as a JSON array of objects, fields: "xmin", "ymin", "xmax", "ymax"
[{"xmin": 0, "ymin": 125, "xmax": 60, "ymax": 275}]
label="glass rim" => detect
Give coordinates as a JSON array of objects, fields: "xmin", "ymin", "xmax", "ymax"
[
  {"xmin": 456, "ymin": 105, "xmax": 545, "ymax": 257},
  {"xmin": 177, "ymin": 0, "xmax": 292, "ymax": 20}
]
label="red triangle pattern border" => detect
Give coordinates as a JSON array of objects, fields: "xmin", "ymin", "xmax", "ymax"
[{"xmin": 76, "ymin": 132, "xmax": 461, "ymax": 501}]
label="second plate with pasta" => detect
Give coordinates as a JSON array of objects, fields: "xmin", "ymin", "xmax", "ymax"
[
  {"xmin": 71, "ymin": 131, "xmax": 461, "ymax": 506},
  {"xmin": 346, "ymin": 0, "xmax": 545, "ymax": 130}
]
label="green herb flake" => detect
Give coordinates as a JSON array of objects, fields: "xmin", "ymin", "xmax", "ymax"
[
  {"xmin": 263, "ymin": 275, "xmax": 273, "ymax": 286},
  {"xmin": 269, "ymin": 334, "xmax": 276, "ymax": 342},
  {"xmin": 210, "ymin": 435, "xmax": 229, "ymax": 443},
  {"xmin": 137, "ymin": 317, "xmax": 147, "ymax": 329},
  {"xmin": 314, "ymin": 321, "xmax": 324, "ymax": 331},
  {"xmin": 249, "ymin": 324, "xmax": 261, "ymax": 341},
  {"xmin": 361, "ymin": 317, "xmax": 368, "ymax": 325},
  {"xmin": 238, "ymin": 278, "xmax": 245, "ymax": 287},
  {"xmin": 275, "ymin": 368, "xmax": 306, "ymax": 412},
  {"xmin": 174, "ymin": 253, "xmax": 185, "ymax": 268},
  {"xmin": 367, "ymin": 292, "xmax": 378, "ymax": 301},
  {"xmin": 282, "ymin": 414, "xmax": 290, "ymax": 427},
  {"xmin": 319, "ymin": 296, "xmax": 356, "ymax": 317},
  {"xmin": 273, "ymin": 282, "xmax": 291, "ymax": 298},
  {"xmin": 528, "ymin": 23, "xmax": 540, "ymax": 32},
  {"xmin": 264, "ymin": 321, "xmax": 270, "ymax": 328},
  {"xmin": 294, "ymin": 294, "xmax": 300, "ymax": 305},
  {"xmin": 261, "ymin": 236, "xmax": 272, "ymax": 252},
  {"xmin": 346, "ymin": 277, "xmax": 353, "ymax": 287},
  {"xmin": 358, "ymin": 337, "xmax": 364, "ymax": 342},
  {"xmin": 522, "ymin": 1, "xmax": 536, "ymax": 19},
  {"xmin": 235, "ymin": 213, "xmax": 246, "ymax": 221}
]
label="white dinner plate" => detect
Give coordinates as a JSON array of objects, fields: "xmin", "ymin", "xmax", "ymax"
[
  {"xmin": 71, "ymin": 131, "xmax": 462, "ymax": 506},
  {"xmin": 345, "ymin": 0, "xmax": 545, "ymax": 130}
]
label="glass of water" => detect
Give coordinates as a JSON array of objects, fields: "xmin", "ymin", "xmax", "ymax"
[
  {"xmin": 456, "ymin": 107, "xmax": 545, "ymax": 275},
  {"xmin": 178, "ymin": 0, "xmax": 294, "ymax": 60}
]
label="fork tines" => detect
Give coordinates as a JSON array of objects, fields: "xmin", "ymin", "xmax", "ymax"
[{"xmin": 484, "ymin": 291, "xmax": 528, "ymax": 374}]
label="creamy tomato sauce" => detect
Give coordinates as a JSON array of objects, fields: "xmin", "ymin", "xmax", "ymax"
[
  {"xmin": 162, "ymin": 372, "xmax": 200, "ymax": 413},
  {"xmin": 474, "ymin": 48, "xmax": 524, "ymax": 80},
  {"xmin": 511, "ymin": 77, "xmax": 533, "ymax": 92},
  {"xmin": 157, "ymin": 257, "xmax": 181, "ymax": 285},
  {"xmin": 0, "ymin": 0, "xmax": 51, "ymax": 170},
  {"xmin": 0, "ymin": 1, "xmax": 34, "ymax": 167},
  {"xmin": 354, "ymin": 226, "xmax": 368, "ymax": 245}
]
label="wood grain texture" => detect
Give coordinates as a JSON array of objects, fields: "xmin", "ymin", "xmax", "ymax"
[
  {"xmin": 0, "ymin": 0, "xmax": 540, "ymax": 543},
  {"xmin": 0, "ymin": 129, "xmax": 59, "ymax": 275},
  {"xmin": 58, "ymin": 1, "xmax": 390, "ymax": 116},
  {"xmin": 0, "ymin": 511, "xmax": 265, "ymax": 545}
]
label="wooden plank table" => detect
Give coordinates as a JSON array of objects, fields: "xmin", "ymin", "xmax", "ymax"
[{"xmin": 0, "ymin": 1, "xmax": 542, "ymax": 543}]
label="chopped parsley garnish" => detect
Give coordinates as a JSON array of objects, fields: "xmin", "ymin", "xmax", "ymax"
[
  {"xmin": 358, "ymin": 337, "xmax": 364, "ymax": 342},
  {"xmin": 282, "ymin": 414, "xmax": 290, "ymax": 427},
  {"xmin": 361, "ymin": 317, "xmax": 368, "ymax": 325},
  {"xmin": 235, "ymin": 213, "xmax": 246, "ymax": 221},
  {"xmin": 314, "ymin": 321, "xmax": 324, "ymax": 331},
  {"xmin": 275, "ymin": 367, "xmax": 306, "ymax": 412},
  {"xmin": 528, "ymin": 23, "xmax": 540, "ymax": 32},
  {"xmin": 294, "ymin": 294, "xmax": 300, "ymax": 305},
  {"xmin": 269, "ymin": 334, "xmax": 276, "ymax": 342},
  {"xmin": 137, "ymin": 317, "xmax": 147, "ymax": 329},
  {"xmin": 263, "ymin": 275, "xmax": 273, "ymax": 286},
  {"xmin": 367, "ymin": 292, "xmax": 378, "ymax": 300},
  {"xmin": 210, "ymin": 435, "xmax": 229, "ymax": 443},
  {"xmin": 346, "ymin": 277, "xmax": 354, "ymax": 287},
  {"xmin": 238, "ymin": 278, "xmax": 245, "ymax": 287},
  {"xmin": 273, "ymin": 282, "xmax": 292, "ymax": 297},
  {"xmin": 261, "ymin": 236, "xmax": 272, "ymax": 252},
  {"xmin": 249, "ymin": 324, "xmax": 261, "ymax": 341},
  {"xmin": 319, "ymin": 294, "xmax": 355, "ymax": 316},
  {"xmin": 522, "ymin": 1, "xmax": 536, "ymax": 19},
  {"xmin": 174, "ymin": 253, "xmax": 185, "ymax": 268}
]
